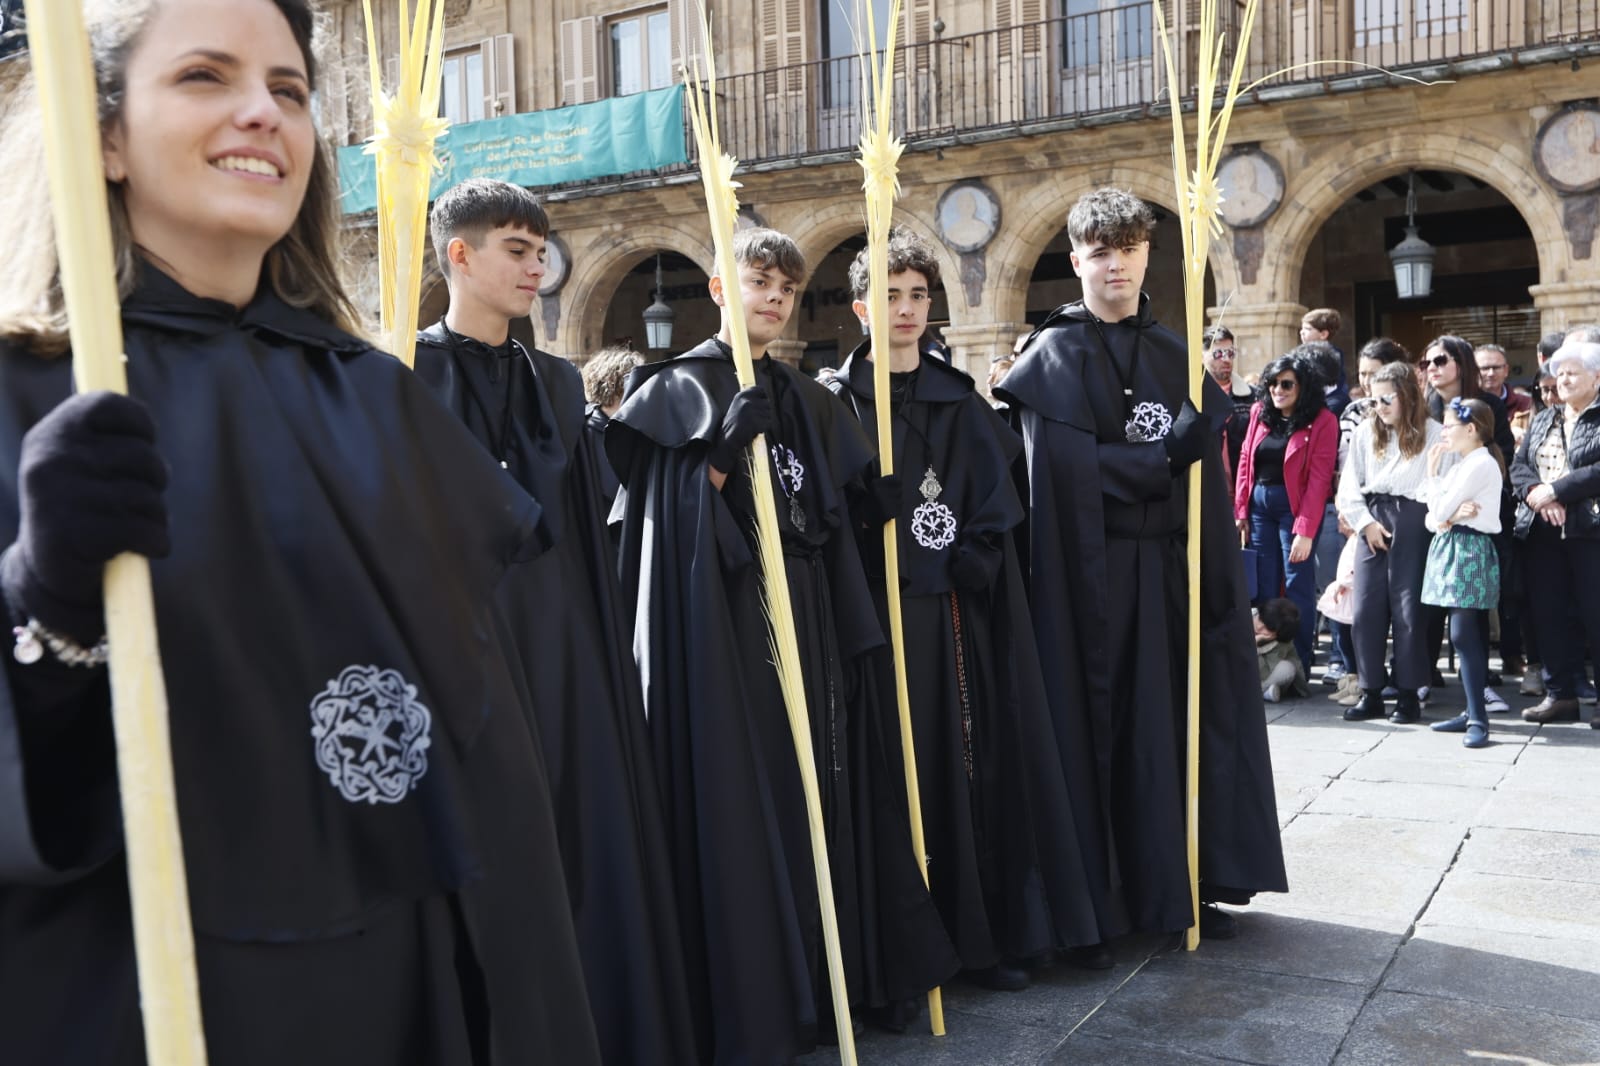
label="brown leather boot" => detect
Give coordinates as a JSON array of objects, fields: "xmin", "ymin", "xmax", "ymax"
[{"xmin": 1522, "ymin": 696, "xmax": 1580, "ymax": 723}]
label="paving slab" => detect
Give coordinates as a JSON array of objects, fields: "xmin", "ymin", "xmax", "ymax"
[
  {"xmin": 1456, "ymin": 826, "xmax": 1600, "ymax": 884},
  {"xmin": 1333, "ymin": 990, "xmax": 1600, "ymax": 1065},
  {"xmin": 1265, "ymin": 746, "xmax": 1367, "ymax": 780},
  {"xmin": 1479, "ymin": 787, "xmax": 1600, "ymax": 835},
  {"xmin": 1246, "ymin": 850, "xmax": 1441, "ymax": 931},
  {"xmin": 1046, "ymin": 1033, "xmax": 1255, "ymax": 1064},
  {"xmin": 1279, "ymin": 813, "xmax": 1466, "ymax": 870},
  {"xmin": 1385, "ymin": 923, "xmax": 1600, "ymax": 1022},
  {"xmin": 1185, "ymin": 910, "xmax": 1404, "ymax": 987},
  {"xmin": 1304, "ymin": 777, "xmax": 1494, "ymax": 824},
  {"xmin": 1274, "ymin": 775, "xmax": 1330, "ymax": 825},
  {"xmin": 1267, "ymin": 720, "xmax": 1391, "ymax": 754},
  {"xmin": 1076, "ymin": 955, "xmax": 1363, "ymax": 1066},
  {"xmin": 934, "ymin": 937, "xmax": 1160, "ymax": 1031},
  {"xmin": 1422, "ymin": 870, "xmax": 1600, "ymax": 944},
  {"xmin": 796, "ymin": 1006, "xmax": 1066, "ymax": 1066},
  {"xmin": 1363, "ymin": 723, "xmax": 1530, "ymax": 761},
  {"xmin": 1339, "ymin": 752, "xmax": 1511, "ymax": 788},
  {"xmin": 1495, "ymin": 754, "xmax": 1600, "ymax": 797}
]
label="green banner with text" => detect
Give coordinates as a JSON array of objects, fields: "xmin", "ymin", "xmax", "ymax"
[{"xmin": 338, "ymin": 84, "xmax": 686, "ymax": 215}]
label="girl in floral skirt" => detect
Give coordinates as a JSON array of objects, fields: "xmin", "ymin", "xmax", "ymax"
[{"xmin": 1422, "ymin": 398, "xmax": 1508, "ymax": 748}]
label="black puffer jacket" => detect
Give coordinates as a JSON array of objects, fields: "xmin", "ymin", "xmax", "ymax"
[{"xmin": 1510, "ymin": 399, "xmax": 1600, "ymax": 540}]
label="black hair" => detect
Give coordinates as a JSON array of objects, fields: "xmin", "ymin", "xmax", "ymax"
[
  {"xmin": 1258, "ymin": 598, "xmax": 1301, "ymax": 642},
  {"xmin": 430, "ymin": 178, "xmax": 549, "ymax": 278},
  {"xmin": 847, "ymin": 226, "xmax": 941, "ymax": 298},
  {"xmin": 1256, "ymin": 354, "xmax": 1330, "ymax": 433}
]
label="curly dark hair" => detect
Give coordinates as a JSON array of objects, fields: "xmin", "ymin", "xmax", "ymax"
[
  {"xmin": 846, "ymin": 226, "xmax": 941, "ymax": 298},
  {"xmin": 1256, "ymin": 354, "xmax": 1329, "ymax": 433}
]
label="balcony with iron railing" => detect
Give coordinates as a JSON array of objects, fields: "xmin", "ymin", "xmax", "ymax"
[{"xmin": 550, "ymin": 0, "xmax": 1600, "ymax": 199}]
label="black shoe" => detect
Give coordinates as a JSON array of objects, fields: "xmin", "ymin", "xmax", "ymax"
[
  {"xmin": 1344, "ymin": 691, "xmax": 1386, "ymax": 721},
  {"xmin": 1063, "ymin": 943, "xmax": 1114, "ymax": 970},
  {"xmin": 867, "ymin": 998, "xmax": 921, "ymax": 1034},
  {"xmin": 1485, "ymin": 670, "xmax": 1503, "ymax": 687},
  {"xmin": 963, "ymin": 963, "xmax": 1031, "ymax": 991},
  {"xmin": 1390, "ymin": 691, "xmax": 1421, "ymax": 724},
  {"xmin": 1198, "ymin": 903, "xmax": 1239, "ymax": 940}
]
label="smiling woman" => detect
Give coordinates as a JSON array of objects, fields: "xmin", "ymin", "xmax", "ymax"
[{"xmin": 0, "ymin": 2, "xmax": 601, "ymax": 1064}]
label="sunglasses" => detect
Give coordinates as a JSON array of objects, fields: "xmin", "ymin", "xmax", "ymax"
[
  {"xmin": 1427, "ymin": 354, "xmax": 1453, "ymax": 369},
  {"xmin": 1269, "ymin": 378, "xmax": 1298, "ymax": 392},
  {"xmin": 1374, "ymin": 394, "xmax": 1398, "ymax": 407},
  {"xmin": 1209, "ymin": 348, "xmax": 1237, "ymax": 360}
]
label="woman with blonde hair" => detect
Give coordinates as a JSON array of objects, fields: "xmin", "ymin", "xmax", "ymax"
[
  {"xmin": 0, "ymin": 2, "xmax": 600, "ymax": 1062},
  {"xmin": 1335, "ymin": 362, "xmax": 1442, "ymax": 724}
]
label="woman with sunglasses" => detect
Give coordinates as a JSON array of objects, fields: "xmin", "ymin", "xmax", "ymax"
[
  {"xmin": 1334, "ymin": 363, "xmax": 1442, "ymax": 723},
  {"xmin": 1234, "ymin": 349, "xmax": 1339, "ymax": 673},
  {"xmin": 1423, "ymin": 335, "xmax": 1516, "ymax": 459}
]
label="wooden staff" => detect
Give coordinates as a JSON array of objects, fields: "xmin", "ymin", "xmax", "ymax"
[
  {"xmin": 361, "ymin": 0, "xmax": 449, "ymax": 370},
  {"xmin": 20, "ymin": 1, "xmax": 207, "ymax": 1061},
  {"xmin": 1152, "ymin": 0, "xmax": 1263, "ymax": 951},
  {"xmin": 855, "ymin": 0, "xmax": 945, "ymax": 1037},
  {"xmin": 681, "ymin": 3, "xmax": 856, "ymax": 1059}
]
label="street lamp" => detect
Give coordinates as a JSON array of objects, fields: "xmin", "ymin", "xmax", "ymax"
[
  {"xmin": 642, "ymin": 253, "xmax": 675, "ymax": 351},
  {"xmin": 1388, "ymin": 170, "xmax": 1435, "ymax": 300}
]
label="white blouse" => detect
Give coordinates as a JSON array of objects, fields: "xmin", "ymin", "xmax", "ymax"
[
  {"xmin": 1422, "ymin": 446, "xmax": 1504, "ymax": 535},
  {"xmin": 1336, "ymin": 418, "xmax": 1446, "ymax": 534}
]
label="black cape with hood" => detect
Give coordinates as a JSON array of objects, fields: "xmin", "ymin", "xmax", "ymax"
[
  {"xmin": 827, "ymin": 346, "xmax": 1101, "ymax": 966},
  {"xmin": 606, "ymin": 338, "xmax": 956, "ymax": 1064},
  {"xmin": 995, "ymin": 296, "xmax": 1287, "ymax": 940},
  {"xmin": 413, "ymin": 323, "xmax": 695, "ymax": 1066},
  {"xmin": 0, "ymin": 266, "xmax": 600, "ymax": 1066}
]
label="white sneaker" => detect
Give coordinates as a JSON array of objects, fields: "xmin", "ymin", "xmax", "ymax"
[
  {"xmin": 1520, "ymin": 671, "xmax": 1546, "ymax": 697},
  {"xmin": 1263, "ymin": 684, "xmax": 1281, "ymax": 703},
  {"xmin": 1483, "ymin": 687, "xmax": 1511, "ymax": 714}
]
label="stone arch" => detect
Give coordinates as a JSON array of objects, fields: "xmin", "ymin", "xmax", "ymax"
[
  {"xmin": 769, "ymin": 198, "xmax": 970, "ymax": 326},
  {"xmin": 1260, "ymin": 127, "xmax": 1567, "ymax": 307},
  {"xmin": 555, "ymin": 223, "xmax": 715, "ymax": 358},
  {"xmin": 984, "ymin": 160, "xmax": 1235, "ymax": 325}
]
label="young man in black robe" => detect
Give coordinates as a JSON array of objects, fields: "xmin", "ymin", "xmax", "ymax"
[
  {"xmin": 413, "ymin": 179, "xmax": 696, "ymax": 1066},
  {"xmin": 607, "ymin": 227, "xmax": 957, "ymax": 1063},
  {"xmin": 995, "ymin": 188, "xmax": 1287, "ymax": 948},
  {"xmin": 827, "ymin": 230, "xmax": 1101, "ymax": 991}
]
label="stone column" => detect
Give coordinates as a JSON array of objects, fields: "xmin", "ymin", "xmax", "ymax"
[
  {"xmin": 1217, "ymin": 301, "xmax": 1306, "ymax": 379},
  {"xmin": 768, "ymin": 338, "xmax": 807, "ymax": 368},
  {"xmin": 1530, "ymin": 282, "xmax": 1600, "ymax": 336},
  {"xmin": 941, "ymin": 321, "xmax": 1029, "ymax": 389}
]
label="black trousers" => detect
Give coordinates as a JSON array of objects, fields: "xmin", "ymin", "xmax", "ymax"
[
  {"xmin": 1521, "ymin": 524, "xmax": 1600, "ymax": 700},
  {"xmin": 1353, "ymin": 495, "xmax": 1431, "ymax": 690}
]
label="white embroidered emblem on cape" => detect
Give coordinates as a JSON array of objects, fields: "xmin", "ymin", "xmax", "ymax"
[
  {"xmin": 911, "ymin": 466, "xmax": 958, "ymax": 550},
  {"xmin": 1125, "ymin": 400, "xmax": 1175, "ymax": 443},
  {"xmin": 310, "ymin": 665, "xmax": 432, "ymax": 805}
]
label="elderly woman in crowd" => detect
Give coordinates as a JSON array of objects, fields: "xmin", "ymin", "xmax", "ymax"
[
  {"xmin": 1235, "ymin": 349, "xmax": 1340, "ymax": 673},
  {"xmin": 1512, "ymin": 337, "xmax": 1600, "ymax": 725}
]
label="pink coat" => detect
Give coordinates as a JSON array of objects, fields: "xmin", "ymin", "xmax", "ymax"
[{"xmin": 1233, "ymin": 402, "xmax": 1339, "ymax": 538}]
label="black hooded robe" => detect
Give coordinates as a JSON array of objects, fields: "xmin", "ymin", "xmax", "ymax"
[
  {"xmin": 995, "ymin": 297, "xmax": 1288, "ymax": 941},
  {"xmin": 606, "ymin": 339, "xmax": 956, "ymax": 1064},
  {"xmin": 827, "ymin": 348, "xmax": 1102, "ymax": 967},
  {"xmin": 413, "ymin": 324, "xmax": 696, "ymax": 1066},
  {"xmin": 0, "ymin": 267, "xmax": 600, "ymax": 1066}
]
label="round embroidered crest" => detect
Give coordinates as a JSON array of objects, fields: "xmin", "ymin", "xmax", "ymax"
[
  {"xmin": 309, "ymin": 665, "xmax": 432, "ymax": 805},
  {"xmin": 911, "ymin": 467, "xmax": 959, "ymax": 550},
  {"xmin": 1125, "ymin": 400, "xmax": 1175, "ymax": 443}
]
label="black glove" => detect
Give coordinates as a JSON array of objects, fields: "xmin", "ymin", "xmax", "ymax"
[
  {"xmin": 859, "ymin": 473, "xmax": 903, "ymax": 526},
  {"xmin": 707, "ymin": 386, "xmax": 774, "ymax": 475},
  {"xmin": 1163, "ymin": 399, "xmax": 1209, "ymax": 474},
  {"xmin": 2, "ymin": 392, "xmax": 171, "ymax": 644},
  {"xmin": 949, "ymin": 536, "xmax": 1002, "ymax": 591}
]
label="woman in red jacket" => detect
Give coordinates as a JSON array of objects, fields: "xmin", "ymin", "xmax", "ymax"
[{"xmin": 1235, "ymin": 350, "xmax": 1340, "ymax": 672}]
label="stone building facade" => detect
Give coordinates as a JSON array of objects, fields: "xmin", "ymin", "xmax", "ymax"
[{"xmin": 332, "ymin": 0, "xmax": 1600, "ymax": 382}]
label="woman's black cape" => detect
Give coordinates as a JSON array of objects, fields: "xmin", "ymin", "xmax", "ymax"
[{"xmin": 0, "ymin": 268, "xmax": 600, "ymax": 1064}]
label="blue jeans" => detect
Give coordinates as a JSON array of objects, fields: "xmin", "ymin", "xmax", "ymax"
[{"xmin": 1250, "ymin": 483, "xmax": 1320, "ymax": 672}]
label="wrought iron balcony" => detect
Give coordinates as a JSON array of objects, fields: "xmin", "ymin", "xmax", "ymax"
[{"xmin": 546, "ymin": 0, "xmax": 1600, "ymax": 198}]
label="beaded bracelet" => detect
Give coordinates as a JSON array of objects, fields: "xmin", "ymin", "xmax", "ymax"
[{"xmin": 12, "ymin": 618, "xmax": 109, "ymax": 668}]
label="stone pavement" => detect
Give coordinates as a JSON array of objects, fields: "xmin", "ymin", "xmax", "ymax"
[{"xmin": 800, "ymin": 670, "xmax": 1600, "ymax": 1066}]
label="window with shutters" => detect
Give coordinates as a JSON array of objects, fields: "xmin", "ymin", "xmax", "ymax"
[
  {"xmin": 441, "ymin": 36, "xmax": 516, "ymax": 123},
  {"xmin": 819, "ymin": 0, "xmax": 893, "ymax": 108},
  {"xmin": 609, "ymin": 7, "xmax": 674, "ymax": 96}
]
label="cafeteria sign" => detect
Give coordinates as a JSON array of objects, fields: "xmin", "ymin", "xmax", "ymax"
[{"xmin": 338, "ymin": 84, "xmax": 687, "ymax": 214}]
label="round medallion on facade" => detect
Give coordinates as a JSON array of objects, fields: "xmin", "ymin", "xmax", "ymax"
[
  {"xmin": 1216, "ymin": 148, "xmax": 1285, "ymax": 228},
  {"xmin": 1533, "ymin": 102, "xmax": 1600, "ymax": 195},
  {"xmin": 937, "ymin": 180, "xmax": 1002, "ymax": 254},
  {"xmin": 539, "ymin": 233, "xmax": 572, "ymax": 297},
  {"xmin": 443, "ymin": 0, "xmax": 471, "ymax": 27},
  {"xmin": 310, "ymin": 665, "xmax": 432, "ymax": 805}
]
